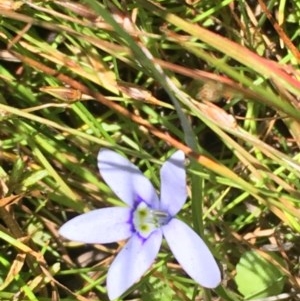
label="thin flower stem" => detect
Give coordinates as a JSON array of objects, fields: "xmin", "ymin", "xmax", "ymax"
[{"xmin": 191, "ymin": 166, "xmax": 204, "ymax": 237}]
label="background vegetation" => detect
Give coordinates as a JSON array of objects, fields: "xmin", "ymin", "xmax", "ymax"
[{"xmin": 0, "ymin": 0, "xmax": 300, "ymax": 300}]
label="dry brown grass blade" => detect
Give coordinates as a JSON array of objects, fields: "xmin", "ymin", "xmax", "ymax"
[
  {"xmin": 139, "ymin": 0, "xmax": 300, "ymax": 96},
  {"xmin": 257, "ymin": 0, "xmax": 300, "ymax": 62},
  {"xmin": 0, "ymin": 253, "xmax": 26, "ymax": 290},
  {"xmin": 7, "ymin": 51, "xmax": 270, "ymax": 204}
]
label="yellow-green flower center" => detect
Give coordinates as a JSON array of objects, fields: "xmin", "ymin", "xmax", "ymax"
[{"xmin": 132, "ymin": 202, "xmax": 169, "ymax": 238}]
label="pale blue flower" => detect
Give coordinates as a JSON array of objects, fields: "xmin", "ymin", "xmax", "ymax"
[{"xmin": 59, "ymin": 149, "xmax": 221, "ymax": 300}]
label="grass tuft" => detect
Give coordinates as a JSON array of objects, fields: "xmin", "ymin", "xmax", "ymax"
[{"xmin": 0, "ymin": 0, "xmax": 300, "ymax": 300}]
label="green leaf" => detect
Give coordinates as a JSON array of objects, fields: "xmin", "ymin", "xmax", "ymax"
[
  {"xmin": 234, "ymin": 251, "xmax": 286, "ymax": 299},
  {"xmin": 21, "ymin": 170, "xmax": 49, "ymax": 189}
]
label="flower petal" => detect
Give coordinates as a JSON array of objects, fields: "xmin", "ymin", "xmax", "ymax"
[
  {"xmin": 98, "ymin": 149, "xmax": 159, "ymax": 208},
  {"xmin": 162, "ymin": 218, "xmax": 221, "ymax": 288},
  {"xmin": 107, "ymin": 230, "xmax": 162, "ymax": 300},
  {"xmin": 160, "ymin": 150, "xmax": 187, "ymax": 216},
  {"xmin": 59, "ymin": 207, "xmax": 132, "ymax": 244}
]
